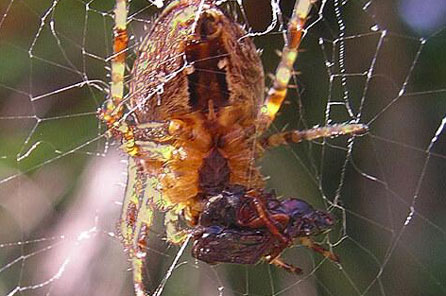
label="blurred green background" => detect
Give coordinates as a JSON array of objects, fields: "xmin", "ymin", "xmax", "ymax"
[{"xmin": 0, "ymin": 0, "xmax": 445, "ymax": 295}]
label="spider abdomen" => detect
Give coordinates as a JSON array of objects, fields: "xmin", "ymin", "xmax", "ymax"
[{"xmin": 130, "ymin": 0, "xmax": 264, "ymax": 122}]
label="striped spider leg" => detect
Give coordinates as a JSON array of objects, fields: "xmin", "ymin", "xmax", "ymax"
[
  {"xmin": 100, "ymin": 1, "xmax": 151, "ymax": 294},
  {"xmin": 258, "ymin": 0, "xmax": 368, "ymax": 138},
  {"xmin": 99, "ymin": 1, "xmax": 181, "ymax": 295},
  {"xmin": 252, "ymin": 0, "xmax": 368, "ymax": 263}
]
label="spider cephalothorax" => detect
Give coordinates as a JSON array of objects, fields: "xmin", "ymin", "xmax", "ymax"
[{"xmin": 99, "ymin": 0, "xmax": 367, "ymax": 295}]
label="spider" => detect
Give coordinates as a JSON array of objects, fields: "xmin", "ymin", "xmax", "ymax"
[{"xmin": 99, "ymin": 0, "xmax": 367, "ymax": 295}]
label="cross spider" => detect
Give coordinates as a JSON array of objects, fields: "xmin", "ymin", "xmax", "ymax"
[{"xmin": 99, "ymin": 0, "xmax": 367, "ymax": 295}]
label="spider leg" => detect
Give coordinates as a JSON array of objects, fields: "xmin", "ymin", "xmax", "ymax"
[
  {"xmin": 258, "ymin": 0, "xmax": 314, "ymax": 132},
  {"xmin": 119, "ymin": 159, "xmax": 151, "ymax": 296},
  {"xmin": 100, "ymin": 0, "xmax": 128, "ymax": 128},
  {"xmin": 104, "ymin": 0, "xmax": 154, "ymax": 294},
  {"xmin": 165, "ymin": 208, "xmax": 189, "ymax": 245},
  {"xmin": 242, "ymin": 190, "xmax": 290, "ymax": 245},
  {"xmin": 260, "ymin": 123, "xmax": 368, "ymax": 149},
  {"xmin": 111, "ymin": 118, "xmax": 191, "ymax": 160},
  {"xmin": 132, "ymin": 200, "xmax": 154, "ymax": 296},
  {"xmin": 299, "ymin": 237, "xmax": 340, "ymax": 263},
  {"xmin": 119, "ymin": 158, "xmax": 163, "ymax": 296}
]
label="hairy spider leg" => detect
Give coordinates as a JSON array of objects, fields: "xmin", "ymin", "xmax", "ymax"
[
  {"xmin": 165, "ymin": 208, "xmax": 189, "ymax": 244},
  {"xmin": 258, "ymin": 0, "xmax": 313, "ymax": 132},
  {"xmin": 119, "ymin": 158, "xmax": 155, "ymax": 296},
  {"xmin": 99, "ymin": 0, "xmax": 152, "ymax": 159},
  {"xmin": 261, "ymin": 123, "xmax": 368, "ymax": 149},
  {"xmin": 257, "ymin": 0, "xmax": 368, "ymax": 154},
  {"xmin": 122, "ymin": 128, "xmax": 195, "ymax": 296},
  {"xmin": 101, "ymin": 1, "xmax": 154, "ymax": 294},
  {"xmin": 121, "ymin": 157, "xmax": 188, "ymax": 296},
  {"xmin": 101, "ymin": 0, "xmax": 128, "ymax": 127},
  {"xmin": 131, "ymin": 187, "xmax": 154, "ymax": 296},
  {"xmin": 103, "ymin": 2, "xmax": 180, "ymax": 293}
]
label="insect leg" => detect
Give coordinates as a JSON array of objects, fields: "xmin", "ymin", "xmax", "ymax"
[
  {"xmin": 299, "ymin": 237, "xmax": 340, "ymax": 262},
  {"xmin": 258, "ymin": 0, "xmax": 314, "ymax": 131},
  {"xmin": 261, "ymin": 123, "xmax": 368, "ymax": 149},
  {"xmin": 269, "ymin": 257, "xmax": 303, "ymax": 274},
  {"xmin": 242, "ymin": 191, "xmax": 290, "ymax": 245}
]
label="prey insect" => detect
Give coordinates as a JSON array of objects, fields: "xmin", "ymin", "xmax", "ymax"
[{"xmin": 99, "ymin": 0, "xmax": 367, "ymax": 295}]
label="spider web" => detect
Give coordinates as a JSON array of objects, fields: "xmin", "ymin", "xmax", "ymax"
[{"xmin": 1, "ymin": 0, "xmax": 445, "ymax": 295}]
